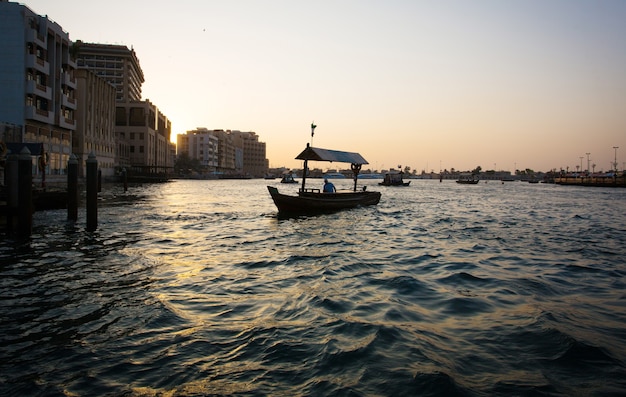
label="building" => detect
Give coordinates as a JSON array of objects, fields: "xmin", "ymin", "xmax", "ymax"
[
  {"xmin": 0, "ymin": 1, "xmax": 76, "ymax": 179},
  {"xmin": 74, "ymin": 68, "xmax": 116, "ymax": 177},
  {"xmin": 115, "ymin": 100, "xmax": 171, "ymax": 172},
  {"xmin": 230, "ymin": 130, "xmax": 268, "ymax": 177},
  {"xmin": 73, "ymin": 41, "xmax": 143, "ymax": 102},
  {"xmin": 178, "ymin": 129, "xmax": 268, "ymax": 177},
  {"xmin": 177, "ymin": 129, "xmax": 219, "ymax": 171},
  {"xmin": 74, "ymin": 41, "xmax": 171, "ymax": 174},
  {"xmin": 199, "ymin": 129, "xmax": 236, "ymax": 171}
]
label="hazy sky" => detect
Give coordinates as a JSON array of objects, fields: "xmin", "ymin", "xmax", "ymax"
[{"xmin": 24, "ymin": 0, "xmax": 626, "ymax": 172}]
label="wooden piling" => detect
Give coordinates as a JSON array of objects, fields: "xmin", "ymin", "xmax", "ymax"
[
  {"xmin": 67, "ymin": 154, "xmax": 78, "ymax": 222},
  {"xmin": 86, "ymin": 152, "xmax": 98, "ymax": 231},
  {"xmin": 5, "ymin": 153, "xmax": 18, "ymax": 234},
  {"xmin": 18, "ymin": 147, "xmax": 32, "ymax": 239},
  {"xmin": 122, "ymin": 167, "xmax": 128, "ymax": 192}
]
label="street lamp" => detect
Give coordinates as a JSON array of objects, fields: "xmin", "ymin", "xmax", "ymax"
[
  {"xmin": 613, "ymin": 146, "xmax": 619, "ymax": 172},
  {"xmin": 586, "ymin": 152, "xmax": 590, "ymax": 174},
  {"xmin": 579, "ymin": 157, "xmax": 583, "ymax": 176}
]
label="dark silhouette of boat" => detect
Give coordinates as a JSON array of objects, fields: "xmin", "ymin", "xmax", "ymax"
[
  {"xmin": 280, "ymin": 173, "xmax": 297, "ymax": 183},
  {"xmin": 456, "ymin": 174, "xmax": 479, "ymax": 184},
  {"xmin": 379, "ymin": 171, "xmax": 410, "ymax": 186},
  {"xmin": 267, "ymin": 144, "xmax": 381, "ymax": 214}
]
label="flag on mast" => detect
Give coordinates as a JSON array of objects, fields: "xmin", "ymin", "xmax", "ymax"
[{"xmin": 311, "ymin": 122, "xmax": 317, "ymax": 138}]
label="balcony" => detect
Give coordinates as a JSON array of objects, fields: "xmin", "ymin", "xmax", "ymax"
[
  {"xmin": 63, "ymin": 72, "xmax": 76, "ymax": 89},
  {"xmin": 26, "ymin": 28, "xmax": 46, "ymax": 47},
  {"xmin": 59, "ymin": 116, "xmax": 76, "ymax": 130},
  {"xmin": 63, "ymin": 58, "xmax": 77, "ymax": 69},
  {"xmin": 25, "ymin": 105, "xmax": 54, "ymax": 124},
  {"xmin": 26, "ymin": 54, "xmax": 49, "ymax": 74},
  {"xmin": 25, "ymin": 80, "xmax": 52, "ymax": 100},
  {"xmin": 62, "ymin": 95, "xmax": 77, "ymax": 109}
]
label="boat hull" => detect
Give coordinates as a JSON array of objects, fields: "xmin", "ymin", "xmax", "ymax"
[
  {"xmin": 379, "ymin": 181, "xmax": 410, "ymax": 186},
  {"xmin": 267, "ymin": 186, "xmax": 381, "ymax": 214}
]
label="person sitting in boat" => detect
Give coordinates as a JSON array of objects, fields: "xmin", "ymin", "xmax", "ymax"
[{"xmin": 323, "ymin": 178, "xmax": 336, "ymax": 193}]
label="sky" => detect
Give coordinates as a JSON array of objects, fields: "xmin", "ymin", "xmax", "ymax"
[{"xmin": 23, "ymin": 0, "xmax": 626, "ymax": 173}]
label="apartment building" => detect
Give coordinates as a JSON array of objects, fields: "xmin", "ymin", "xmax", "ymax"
[
  {"xmin": 0, "ymin": 1, "xmax": 76, "ymax": 177},
  {"xmin": 74, "ymin": 41, "xmax": 171, "ymax": 173},
  {"xmin": 177, "ymin": 129, "xmax": 219, "ymax": 171},
  {"xmin": 73, "ymin": 41, "xmax": 143, "ymax": 102},
  {"xmin": 115, "ymin": 101, "xmax": 171, "ymax": 172},
  {"xmin": 230, "ymin": 130, "xmax": 268, "ymax": 177},
  {"xmin": 178, "ymin": 129, "xmax": 268, "ymax": 177},
  {"xmin": 74, "ymin": 68, "xmax": 116, "ymax": 177}
]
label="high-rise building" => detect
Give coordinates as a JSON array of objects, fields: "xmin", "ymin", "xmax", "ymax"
[
  {"xmin": 0, "ymin": 1, "xmax": 76, "ymax": 178},
  {"xmin": 73, "ymin": 41, "xmax": 144, "ymax": 102},
  {"xmin": 74, "ymin": 41, "xmax": 171, "ymax": 173}
]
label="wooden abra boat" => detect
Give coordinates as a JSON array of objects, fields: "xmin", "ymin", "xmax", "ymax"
[
  {"xmin": 379, "ymin": 170, "xmax": 410, "ymax": 186},
  {"xmin": 456, "ymin": 173, "xmax": 480, "ymax": 184},
  {"xmin": 280, "ymin": 173, "xmax": 297, "ymax": 183},
  {"xmin": 267, "ymin": 144, "xmax": 381, "ymax": 214}
]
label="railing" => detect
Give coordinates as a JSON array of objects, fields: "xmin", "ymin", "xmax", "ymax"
[{"xmin": 299, "ymin": 188, "xmax": 321, "ymax": 194}]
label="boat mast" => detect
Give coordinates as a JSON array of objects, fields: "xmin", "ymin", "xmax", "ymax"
[{"xmin": 301, "ymin": 122, "xmax": 315, "ymax": 192}]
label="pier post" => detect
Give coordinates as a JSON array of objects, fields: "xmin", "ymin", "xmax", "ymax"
[
  {"xmin": 18, "ymin": 147, "xmax": 33, "ymax": 239},
  {"xmin": 5, "ymin": 152, "xmax": 18, "ymax": 234},
  {"xmin": 86, "ymin": 152, "xmax": 98, "ymax": 231},
  {"xmin": 122, "ymin": 167, "xmax": 128, "ymax": 192},
  {"xmin": 67, "ymin": 154, "xmax": 78, "ymax": 222}
]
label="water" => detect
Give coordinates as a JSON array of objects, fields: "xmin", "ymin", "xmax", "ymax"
[{"xmin": 1, "ymin": 179, "xmax": 625, "ymax": 396}]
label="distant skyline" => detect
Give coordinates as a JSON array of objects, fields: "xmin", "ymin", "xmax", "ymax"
[{"xmin": 23, "ymin": 0, "xmax": 626, "ymax": 172}]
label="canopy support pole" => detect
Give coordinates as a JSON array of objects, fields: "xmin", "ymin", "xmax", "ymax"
[{"xmin": 351, "ymin": 163, "xmax": 361, "ymax": 192}]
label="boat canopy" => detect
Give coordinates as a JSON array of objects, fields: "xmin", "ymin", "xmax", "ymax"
[{"xmin": 295, "ymin": 145, "xmax": 369, "ymax": 165}]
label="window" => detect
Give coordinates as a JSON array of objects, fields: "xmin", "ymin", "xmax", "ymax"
[
  {"xmin": 115, "ymin": 107, "xmax": 127, "ymax": 126},
  {"xmin": 129, "ymin": 107, "xmax": 145, "ymax": 126}
]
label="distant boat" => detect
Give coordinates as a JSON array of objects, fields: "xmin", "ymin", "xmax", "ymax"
[
  {"xmin": 323, "ymin": 172, "xmax": 346, "ymax": 179},
  {"xmin": 379, "ymin": 171, "xmax": 410, "ymax": 186},
  {"xmin": 268, "ymin": 143, "xmax": 381, "ymax": 215},
  {"xmin": 357, "ymin": 173, "xmax": 383, "ymax": 179},
  {"xmin": 219, "ymin": 174, "xmax": 252, "ymax": 180},
  {"xmin": 456, "ymin": 174, "xmax": 479, "ymax": 184},
  {"xmin": 280, "ymin": 174, "xmax": 297, "ymax": 184}
]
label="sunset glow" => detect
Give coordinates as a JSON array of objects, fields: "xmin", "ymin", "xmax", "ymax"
[{"xmin": 24, "ymin": 0, "xmax": 626, "ymax": 172}]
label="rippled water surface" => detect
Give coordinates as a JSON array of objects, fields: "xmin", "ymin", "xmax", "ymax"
[{"xmin": 1, "ymin": 179, "xmax": 626, "ymax": 396}]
